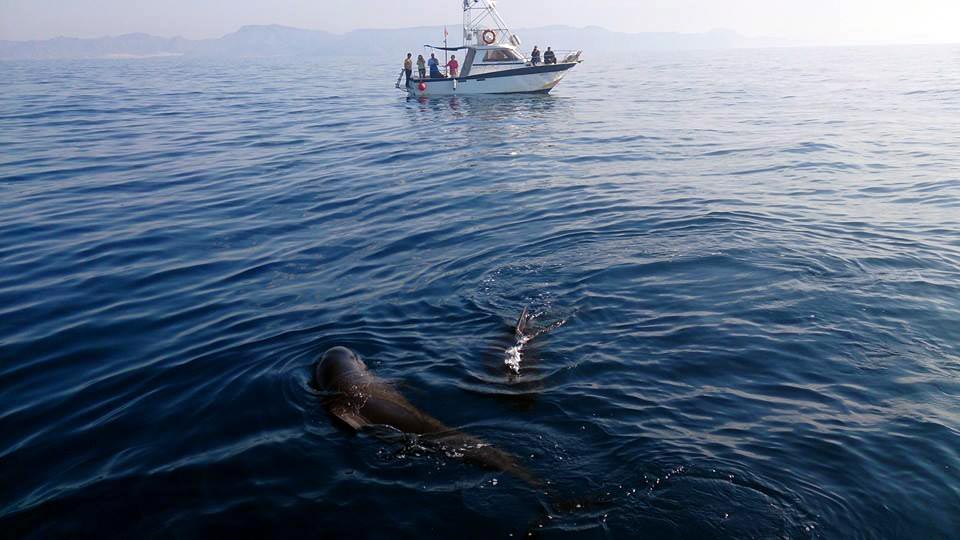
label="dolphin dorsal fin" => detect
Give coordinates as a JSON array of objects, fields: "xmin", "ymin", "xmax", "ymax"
[{"xmin": 515, "ymin": 306, "xmax": 531, "ymax": 337}]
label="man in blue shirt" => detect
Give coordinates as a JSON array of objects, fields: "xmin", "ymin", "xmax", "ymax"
[{"xmin": 428, "ymin": 53, "xmax": 442, "ymax": 78}]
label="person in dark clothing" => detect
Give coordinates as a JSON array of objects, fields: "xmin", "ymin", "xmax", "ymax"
[
  {"xmin": 530, "ymin": 46, "xmax": 541, "ymax": 65},
  {"xmin": 428, "ymin": 53, "xmax": 442, "ymax": 78},
  {"xmin": 543, "ymin": 47, "xmax": 557, "ymax": 65},
  {"xmin": 403, "ymin": 53, "xmax": 413, "ymax": 84}
]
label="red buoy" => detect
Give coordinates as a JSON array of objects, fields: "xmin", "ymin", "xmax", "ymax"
[{"xmin": 418, "ymin": 82, "xmax": 427, "ymax": 92}]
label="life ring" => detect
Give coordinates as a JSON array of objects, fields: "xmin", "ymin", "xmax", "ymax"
[{"xmin": 481, "ymin": 30, "xmax": 497, "ymax": 45}]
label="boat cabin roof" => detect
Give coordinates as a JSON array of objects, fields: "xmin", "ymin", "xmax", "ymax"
[{"xmin": 432, "ymin": 44, "xmax": 524, "ymax": 62}]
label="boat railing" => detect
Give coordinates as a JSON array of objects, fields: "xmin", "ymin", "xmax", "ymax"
[
  {"xmin": 555, "ymin": 50, "xmax": 583, "ymax": 63},
  {"xmin": 394, "ymin": 69, "xmax": 457, "ymax": 89},
  {"xmin": 527, "ymin": 50, "xmax": 583, "ymax": 65}
]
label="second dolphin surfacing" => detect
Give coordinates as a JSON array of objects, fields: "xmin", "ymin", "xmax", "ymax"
[{"xmin": 313, "ymin": 346, "xmax": 541, "ymax": 487}]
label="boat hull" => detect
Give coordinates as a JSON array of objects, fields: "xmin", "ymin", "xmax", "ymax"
[{"xmin": 406, "ymin": 63, "xmax": 577, "ymax": 97}]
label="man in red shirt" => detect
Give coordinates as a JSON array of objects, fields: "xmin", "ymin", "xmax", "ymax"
[{"xmin": 446, "ymin": 55, "xmax": 460, "ymax": 78}]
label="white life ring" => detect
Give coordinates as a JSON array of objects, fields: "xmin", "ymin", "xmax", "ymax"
[{"xmin": 481, "ymin": 30, "xmax": 497, "ymax": 45}]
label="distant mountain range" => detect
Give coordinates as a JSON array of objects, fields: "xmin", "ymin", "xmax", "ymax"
[{"xmin": 0, "ymin": 24, "xmax": 797, "ymax": 60}]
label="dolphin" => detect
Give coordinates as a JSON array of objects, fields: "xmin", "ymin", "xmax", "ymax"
[{"xmin": 313, "ymin": 345, "xmax": 540, "ymax": 487}]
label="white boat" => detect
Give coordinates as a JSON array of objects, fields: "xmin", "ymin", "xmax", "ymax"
[{"xmin": 398, "ymin": 0, "xmax": 582, "ymax": 97}]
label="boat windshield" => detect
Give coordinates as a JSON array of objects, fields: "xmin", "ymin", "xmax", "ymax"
[{"xmin": 482, "ymin": 49, "xmax": 523, "ymax": 62}]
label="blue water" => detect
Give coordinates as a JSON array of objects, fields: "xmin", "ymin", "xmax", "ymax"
[{"xmin": 2, "ymin": 45, "xmax": 960, "ymax": 539}]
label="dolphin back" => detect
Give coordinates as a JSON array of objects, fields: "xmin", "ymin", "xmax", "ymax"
[
  {"xmin": 315, "ymin": 346, "xmax": 540, "ymax": 488},
  {"xmin": 432, "ymin": 431, "xmax": 542, "ymax": 488}
]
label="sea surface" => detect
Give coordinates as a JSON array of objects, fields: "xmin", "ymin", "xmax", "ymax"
[{"xmin": 1, "ymin": 46, "xmax": 959, "ymax": 539}]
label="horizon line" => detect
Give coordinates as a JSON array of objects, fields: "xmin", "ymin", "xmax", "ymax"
[{"xmin": 2, "ymin": 23, "xmax": 957, "ymax": 49}]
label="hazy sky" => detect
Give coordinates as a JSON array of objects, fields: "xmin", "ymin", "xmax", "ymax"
[{"xmin": 2, "ymin": 0, "xmax": 959, "ymax": 44}]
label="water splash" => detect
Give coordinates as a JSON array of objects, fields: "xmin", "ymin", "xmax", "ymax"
[
  {"xmin": 503, "ymin": 310, "xmax": 567, "ymax": 375},
  {"xmin": 504, "ymin": 333, "xmax": 532, "ymax": 375}
]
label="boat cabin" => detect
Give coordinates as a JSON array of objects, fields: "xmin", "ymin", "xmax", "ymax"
[
  {"xmin": 433, "ymin": 44, "xmax": 527, "ymax": 78},
  {"xmin": 464, "ymin": 45, "xmax": 527, "ymax": 76}
]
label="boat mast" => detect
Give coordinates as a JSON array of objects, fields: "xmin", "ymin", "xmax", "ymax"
[{"xmin": 461, "ymin": 0, "xmax": 520, "ymax": 48}]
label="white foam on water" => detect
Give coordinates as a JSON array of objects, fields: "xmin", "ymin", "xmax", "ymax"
[{"xmin": 504, "ymin": 333, "xmax": 532, "ymax": 374}]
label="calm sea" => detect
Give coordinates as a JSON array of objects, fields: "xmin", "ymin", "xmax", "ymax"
[{"xmin": 1, "ymin": 46, "xmax": 959, "ymax": 539}]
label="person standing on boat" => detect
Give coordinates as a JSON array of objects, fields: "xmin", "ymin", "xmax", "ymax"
[
  {"xmin": 403, "ymin": 53, "xmax": 415, "ymax": 85},
  {"xmin": 428, "ymin": 53, "xmax": 442, "ymax": 78},
  {"xmin": 530, "ymin": 46, "xmax": 542, "ymax": 65},
  {"xmin": 446, "ymin": 55, "xmax": 460, "ymax": 78},
  {"xmin": 416, "ymin": 54, "xmax": 427, "ymax": 80},
  {"xmin": 543, "ymin": 47, "xmax": 557, "ymax": 65}
]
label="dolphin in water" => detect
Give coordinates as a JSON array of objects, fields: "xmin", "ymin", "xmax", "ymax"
[{"xmin": 313, "ymin": 345, "xmax": 540, "ymax": 487}]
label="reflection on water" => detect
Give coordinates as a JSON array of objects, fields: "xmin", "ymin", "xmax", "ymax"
[{"xmin": 408, "ymin": 92, "xmax": 567, "ymax": 122}]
